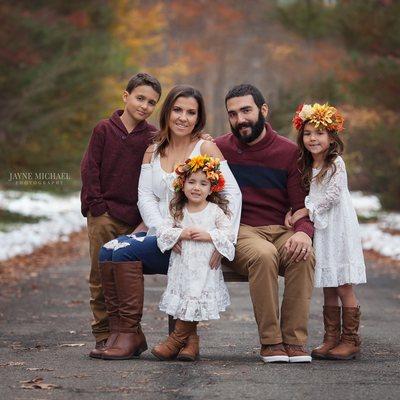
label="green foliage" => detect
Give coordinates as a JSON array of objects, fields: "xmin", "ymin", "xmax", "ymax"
[{"xmin": 0, "ymin": 1, "xmax": 131, "ymax": 188}]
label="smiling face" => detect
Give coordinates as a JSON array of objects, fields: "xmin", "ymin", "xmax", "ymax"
[
  {"xmin": 302, "ymin": 122, "xmax": 333, "ymax": 158},
  {"xmin": 123, "ymin": 85, "xmax": 160, "ymax": 123},
  {"xmin": 168, "ymin": 96, "xmax": 199, "ymax": 138},
  {"xmin": 226, "ymin": 95, "xmax": 268, "ymax": 144},
  {"xmin": 183, "ymin": 170, "xmax": 211, "ymax": 205}
]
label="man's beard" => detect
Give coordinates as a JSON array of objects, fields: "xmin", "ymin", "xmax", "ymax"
[{"xmin": 231, "ymin": 111, "xmax": 265, "ymax": 144}]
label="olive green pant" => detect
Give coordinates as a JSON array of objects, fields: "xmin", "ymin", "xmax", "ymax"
[
  {"xmin": 225, "ymin": 224, "xmax": 315, "ymax": 345},
  {"xmin": 87, "ymin": 212, "xmax": 134, "ymax": 342}
]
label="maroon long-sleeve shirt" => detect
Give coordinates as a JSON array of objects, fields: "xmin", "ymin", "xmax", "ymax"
[
  {"xmin": 80, "ymin": 110, "xmax": 157, "ymax": 226},
  {"xmin": 215, "ymin": 123, "xmax": 314, "ymax": 238}
]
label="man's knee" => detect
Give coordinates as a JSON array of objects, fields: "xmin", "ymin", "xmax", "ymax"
[{"xmin": 248, "ymin": 246, "xmax": 279, "ymax": 276}]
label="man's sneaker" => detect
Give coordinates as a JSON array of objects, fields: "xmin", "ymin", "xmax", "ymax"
[
  {"xmin": 260, "ymin": 343, "xmax": 289, "ymax": 363},
  {"xmin": 284, "ymin": 344, "xmax": 312, "ymax": 363}
]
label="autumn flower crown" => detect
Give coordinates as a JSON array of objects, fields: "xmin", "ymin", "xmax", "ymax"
[
  {"xmin": 172, "ymin": 155, "xmax": 225, "ymax": 193},
  {"xmin": 292, "ymin": 103, "xmax": 345, "ymax": 133}
]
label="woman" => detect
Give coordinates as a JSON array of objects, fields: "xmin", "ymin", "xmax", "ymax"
[{"xmin": 97, "ymin": 85, "xmax": 242, "ymax": 360}]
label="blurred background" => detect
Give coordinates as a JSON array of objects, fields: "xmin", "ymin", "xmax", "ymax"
[{"xmin": 1, "ymin": 0, "xmax": 399, "ymax": 262}]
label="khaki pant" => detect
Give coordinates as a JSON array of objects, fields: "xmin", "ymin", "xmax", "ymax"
[
  {"xmin": 225, "ymin": 224, "xmax": 315, "ymax": 345},
  {"xmin": 87, "ymin": 212, "xmax": 134, "ymax": 342}
]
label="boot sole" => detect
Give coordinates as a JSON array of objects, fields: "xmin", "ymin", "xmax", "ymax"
[
  {"xmin": 261, "ymin": 355, "xmax": 289, "ymax": 363},
  {"xmin": 326, "ymin": 352, "xmax": 360, "ymax": 360},
  {"xmin": 151, "ymin": 348, "xmax": 177, "ymax": 361},
  {"xmin": 101, "ymin": 346, "xmax": 148, "ymax": 360},
  {"xmin": 310, "ymin": 353, "xmax": 329, "ymax": 360},
  {"xmin": 176, "ymin": 354, "xmax": 200, "ymax": 362}
]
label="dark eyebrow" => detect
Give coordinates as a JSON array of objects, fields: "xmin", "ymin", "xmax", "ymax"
[{"xmin": 240, "ymin": 106, "xmax": 252, "ymax": 111}]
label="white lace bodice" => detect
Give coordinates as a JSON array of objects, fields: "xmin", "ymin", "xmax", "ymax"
[
  {"xmin": 137, "ymin": 139, "xmax": 242, "ymax": 238},
  {"xmin": 156, "ymin": 202, "xmax": 233, "ymax": 321},
  {"xmin": 305, "ymin": 156, "xmax": 366, "ymax": 287}
]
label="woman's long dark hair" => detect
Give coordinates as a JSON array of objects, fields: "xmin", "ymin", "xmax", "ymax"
[
  {"xmin": 154, "ymin": 85, "xmax": 206, "ymax": 157},
  {"xmin": 297, "ymin": 121, "xmax": 344, "ymax": 190}
]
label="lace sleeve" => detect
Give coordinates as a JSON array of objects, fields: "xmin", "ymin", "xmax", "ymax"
[
  {"xmin": 219, "ymin": 161, "xmax": 242, "ymax": 244},
  {"xmin": 138, "ymin": 164, "xmax": 164, "ymax": 231},
  {"xmin": 208, "ymin": 207, "xmax": 236, "ymax": 261},
  {"xmin": 305, "ymin": 157, "xmax": 347, "ymax": 229},
  {"xmin": 156, "ymin": 215, "xmax": 182, "ymax": 253}
]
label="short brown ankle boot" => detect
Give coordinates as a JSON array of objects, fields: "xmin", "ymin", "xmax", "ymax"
[
  {"xmin": 327, "ymin": 306, "xmax": 361, "ymax": 360},
  {"xmin": 177, "ymin": 324, "xmax": 199, "ymax": 361},
  {"xmin": 311, "ymin": 306, "xmax": 341, "ymax": 360},
  {"xmin": 102, "ymin": 261, "xmax": 148, "ymax": 360},
  {"xmin": 152, "ymin": 320, "xmax": 197, "ymax": 361},
  {"xmin": 89, "ymin": 261, "xmax": 120, "ymax": 359}
]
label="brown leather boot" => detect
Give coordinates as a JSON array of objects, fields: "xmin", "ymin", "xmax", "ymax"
[
  {"xmin": 102, "ymin": 261, "xmax": 148, "ymax": 360},
  {"xmin": 89, "ymin": 261, "xmax": 120, "ymax": 359},
  {"xmin": 152, "ymin": 320, "xmax": 197, "ymax": 361},
  {"xmin": 327, "ymin": 306, "xmax": 361, "ymax": 360},
  {"xmin": 177, "ymin": 324, "xmax": 200, "ymax": 361},
  {"xmin": 311, "ymin": 306, "xmax": 341, "ymax": 360}
]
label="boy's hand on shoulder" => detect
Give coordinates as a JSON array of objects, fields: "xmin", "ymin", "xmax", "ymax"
[{"xmin": 200, "ymin": 131, "xmax": 214, "ymax": 142}]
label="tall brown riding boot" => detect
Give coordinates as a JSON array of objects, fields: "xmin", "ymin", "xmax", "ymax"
[
  {"xmin": 327, "ymin": 306, "xmax": 361, "ymax": 360},
  {"xmin": 311, "ymin": 306, "xmax": 341, "ymax": 360},
  {"xmin": 89, "ymin": 261, "xmax": 120, "ymax": 359},
  {"xmin": 151, "ymin": 319, "xmax": 197, "ymax": 361},
  {"xmin": 177, "ymin": 324, "xmax": 200, "ymax": 361},
  {"xmin": 102, "ymin": 261, "xmax": 148, "ymax": 360}
]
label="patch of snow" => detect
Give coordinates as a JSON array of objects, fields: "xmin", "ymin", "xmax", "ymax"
[
  {"xmin": 1, "ymin": 190, "xmax": 85, "ymax": 261},
  {"xmin": 350, "ymin": 191, "xmax": 381, "ymax": 218}
]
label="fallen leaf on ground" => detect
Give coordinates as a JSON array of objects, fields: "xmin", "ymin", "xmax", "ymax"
[
  {"xmin": 20, "ymin": 377, "xmax": 60, "ymax": 390},
  {"xmin": 0, "ymin": 361, "xmax": 25, "ymax": 367}
]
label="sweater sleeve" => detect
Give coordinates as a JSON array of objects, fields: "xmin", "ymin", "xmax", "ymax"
[
  {"xmin": 286, "ymin": 150, "xmax": 314, "ymax": 238},
  {"xmin": 81, "ymin": 125, "xmax": 107, "ymax": 216},
  {"xmin": 137, "ymin": 163, "xmax": 164, "ymax": 232}
]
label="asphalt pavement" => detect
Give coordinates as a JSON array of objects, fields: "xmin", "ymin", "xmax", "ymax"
[{"xmin": 1, "ymin": 258, "xmax": 399, "ymax": 399}]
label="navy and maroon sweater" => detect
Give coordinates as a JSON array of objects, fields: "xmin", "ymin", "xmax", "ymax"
[
  {"xmin": 80, "ymin": 110, "xmax": 157, "ymax": 226},
  {"xmin": 215, "ymin": 123, "xmax": 314, "ymax": 238}
]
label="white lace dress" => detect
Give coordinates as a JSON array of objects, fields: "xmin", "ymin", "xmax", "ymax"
[
  {"xmin": 156, "ymin": 202, "xmax": 235, "ymax": 321},
  {"xmin": 305, "ymin": 156, "xmax": 366, "ymax": 287}
]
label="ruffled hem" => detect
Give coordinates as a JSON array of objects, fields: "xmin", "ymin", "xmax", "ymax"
[
  {"xmin": 159, "ymin": 291, "xmax": 230, "ymax": 321},
  {"xmin": 314, "ymin": 266, "xmax": 367, "ymax": 288}
]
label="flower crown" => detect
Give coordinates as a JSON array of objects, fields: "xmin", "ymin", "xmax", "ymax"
[
  {"xmin": 172, "ymin": 155, "xmax": 225, "ymax": 193},
  {"xmin": 292, "ymin": 102, "xmax": 345, "ymax": 132}
]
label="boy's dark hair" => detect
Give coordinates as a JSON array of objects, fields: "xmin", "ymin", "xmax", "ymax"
[
  {"xmin": 225, "ymin": 84, "xmax": 266, "ymax": 109},
  {"xmin": 126, "ymin": 72, "xmax": 162, "ymax": 96}
]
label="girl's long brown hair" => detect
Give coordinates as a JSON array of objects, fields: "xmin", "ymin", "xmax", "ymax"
[
  {"xmin": 169, "ymin": 174, "xmax": 231, "ymax": 224},
  {"xmin": 154, "ymin": 85, "xmax": 206, "ymax": 157},
  {"xmin": 297, "ymin": 121, "xmax": 344, "ymax": 190}
]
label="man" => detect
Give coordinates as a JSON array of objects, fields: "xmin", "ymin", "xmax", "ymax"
[{"xmin": 215, "ymin": 84, "xmax": 315, "ymax": 363}]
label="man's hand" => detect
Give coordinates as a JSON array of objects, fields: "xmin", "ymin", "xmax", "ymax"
[
  {"xmin": 283, "ymin": 231, "xmax": 312, "ymax": 264},
  {"xmin": 209, "ymin": 249, "xmax": 222, "ymax": 269}
]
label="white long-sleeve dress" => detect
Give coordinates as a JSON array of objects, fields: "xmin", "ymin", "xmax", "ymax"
[
  {"xmin": 305, "ymin": 156, "xmax": 366, "ymax": 288},
  {"xmin": 137, "ymin": 139, "xmax": 242, "ymax": 241},
  {"xmin": 156, "ymin": 202, "xmax": 235, "ymax": 321}
]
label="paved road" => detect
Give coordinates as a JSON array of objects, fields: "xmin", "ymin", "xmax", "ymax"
[{"xmin": 1, "ymin": 258, "xmax": 399, "ymax": 399}]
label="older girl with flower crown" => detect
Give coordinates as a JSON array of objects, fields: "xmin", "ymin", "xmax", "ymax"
[
  {"xmin": 151, "ymin": 155, "xmax": 235, "ymax": 361},
  {"xmin": 287, "ymin": 103, "xmax": 366, "ymax": 360}
]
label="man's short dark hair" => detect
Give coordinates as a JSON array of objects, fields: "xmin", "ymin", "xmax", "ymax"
[
  {"xmin": 126, "ymin": 72, "xmax": 162, "ymax": 97},
  {"xmin": 225, "ymin": 84, "xmax": 266, "ymax": 109}
]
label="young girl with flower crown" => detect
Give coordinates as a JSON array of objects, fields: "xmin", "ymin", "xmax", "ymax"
[
  {"xmin": 151, "ymin": 155, "xmax": 235, "ymax": 361},
  {"xmin": 286, "ymin": 103, "xmax": 366, "ymax": 360}
]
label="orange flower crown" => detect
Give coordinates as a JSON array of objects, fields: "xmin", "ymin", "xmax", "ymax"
[
  {"xmin": 292, "ymin": 103, "xmax": 345, "ymax": 132},
  {"xmin": 172, "ymin": 155, "xmax": 225, "ymax": 193}
]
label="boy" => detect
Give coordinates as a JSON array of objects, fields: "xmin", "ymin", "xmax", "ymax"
[{"xmin": 80, "ymin": 73, "xmax": 161, "ymax": 357}]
